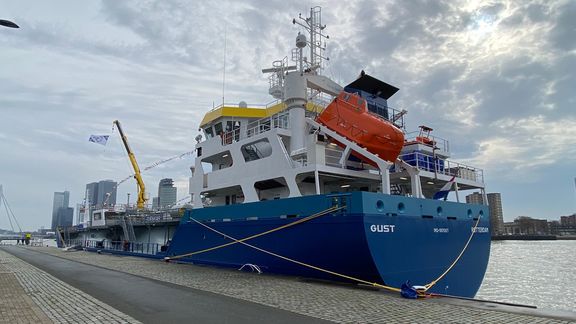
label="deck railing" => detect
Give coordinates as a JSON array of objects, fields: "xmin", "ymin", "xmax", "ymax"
[
  {"xmin": 397, "ymin": 151, "xmax": 484, "ymax": 183},
  {"xmin": 82, "ymin": 239, "xmax": 163, "ymax": 255},
  {"xmin": 404, "ymin": 131, "xmax": 450, "ymax": 153},
  {"xmin": 221, "ymin": 111, "xmax": 290, "ymax": 146}
]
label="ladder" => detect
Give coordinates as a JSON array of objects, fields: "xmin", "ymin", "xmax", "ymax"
[{"xmin": 121, "ymin": 215, "xmax": 136, "ymax": 242}]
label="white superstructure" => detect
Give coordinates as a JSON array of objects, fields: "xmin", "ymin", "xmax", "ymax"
[{"xmin": 189, "ymin": 7, "xmax": 487, "ymax": 209}]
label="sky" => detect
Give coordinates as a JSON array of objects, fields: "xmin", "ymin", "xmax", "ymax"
[{"xmin": 0, "ymin": 0, "xmax": 575, "ymax": 231}]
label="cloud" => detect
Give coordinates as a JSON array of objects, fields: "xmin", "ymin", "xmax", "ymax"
[
  {"xmin": 548, "ymin": 1, "xmax": 576, "ymax": 51},
  {"xmin": 1, "ymin": 0, "xmax": 575, "ymax": 230},
  {"xmin": 464, "ymin": 116, "xmax": 576, "ymax": 178}
]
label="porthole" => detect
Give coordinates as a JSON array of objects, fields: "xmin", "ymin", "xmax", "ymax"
[{"xmin": 376, "ymin": 200, "xmax": 384, "ymax": 212}]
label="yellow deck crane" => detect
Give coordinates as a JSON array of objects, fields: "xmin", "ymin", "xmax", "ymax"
[{"xmin": 113, "ymin": 120, "xmax": 147, "ymax": 209}]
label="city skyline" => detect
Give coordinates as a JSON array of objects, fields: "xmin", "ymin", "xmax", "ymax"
[
  {"xmin": 51, "ymin": 191, "xmax": 72, "ymax": 230},
  {"xmin": 1, "ymin": 0, "xmax": 575, "ymax": 231}
]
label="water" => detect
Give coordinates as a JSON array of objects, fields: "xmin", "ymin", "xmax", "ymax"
[{"xmin": 476, "ymin": 240, "xmax": 576, "ymax": 312}]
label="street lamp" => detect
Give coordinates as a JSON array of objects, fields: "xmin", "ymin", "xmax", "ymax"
[{"xmin": 0, "ymin": 19, "xmax": 19, "ymax": 28}]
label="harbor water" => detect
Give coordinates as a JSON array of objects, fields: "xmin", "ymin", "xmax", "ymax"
[{"xmin": 476, "ymin": 240, "xmax": 576, "ymax": 312}]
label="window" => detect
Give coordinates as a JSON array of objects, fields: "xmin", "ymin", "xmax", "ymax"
[
  {"xmin": 204, "ymin": 127, "xmax": 214, "ymax": 138},
  {"xmin": 214, "ymin": 123, "xmax": 223, "ymax": 136}
]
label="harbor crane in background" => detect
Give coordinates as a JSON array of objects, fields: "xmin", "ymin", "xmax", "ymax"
[{"xmin": 113, "ymin": 120, "xmax": 147, "ymax": 209}]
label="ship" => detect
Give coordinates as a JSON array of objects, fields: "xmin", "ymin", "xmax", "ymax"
[{"xmin": 63, "ymin": 7, "xmax": 490, "ymax": 298}]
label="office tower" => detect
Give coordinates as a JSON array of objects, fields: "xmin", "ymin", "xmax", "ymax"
[
  {"xmin": 158, "ymin": 178, "xmax": 177, "ymax": 208},
  {"xmin": 56, "ymin": 207, "xmax": 74, "ymax": 228},
  {"xmin": 465, "ymin": 192, "xmax": 483, "ymax": 205},
  {"xmin": 51, "ymin": 191, "xmax": 70, "ymax": 230},
  {"xmin": 85, "ymin": 182, "xmax": 99, "ymax": 207},
  {"xmin": 97, "ymin": 180, "xmax": 117, "ymax": 207},
  {"xmin": 487, "ymin": 193, "xmax": 504, "ymax": 235},
  {"xmin": 85, "ymin": 180, "xmax": 117, "ymax": 208}
]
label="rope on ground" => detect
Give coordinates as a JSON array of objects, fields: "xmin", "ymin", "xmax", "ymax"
[{"xmin": 165, "ymin": 205, "xmax": 343, "ymax": 261}]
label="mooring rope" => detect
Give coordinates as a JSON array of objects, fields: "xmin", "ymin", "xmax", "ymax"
[
  {"xmin": 165, "ymin": 205, "xmax": 343, "ymax": 261},
  {"xmin": 422, "ymin": 214, "xmax": 483, "ymax": 292},
  {"xmin": 166, "ymin": 205, "xmax": 484, "ymax": 298}
]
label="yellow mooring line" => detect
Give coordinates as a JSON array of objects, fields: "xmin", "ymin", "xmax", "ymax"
[
  {"xmin": 422, "ymin": 213, "xmax": 482, "ymax": 292},
  {"xmin": 165, "ymin": 205, "xmax": 343, "ymax": 260},
  {"xmin": 165, "ymin": 206, "xmax": 483, "ymax": 297}
]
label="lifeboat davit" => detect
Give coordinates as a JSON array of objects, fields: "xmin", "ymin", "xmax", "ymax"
[{"xmin": 317, "ymin": 91, "xmax": 405, "ymax": 165}]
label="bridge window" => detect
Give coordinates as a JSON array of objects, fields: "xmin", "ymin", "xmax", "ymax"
[
  {"xmin": 367, "ymin": 101, "xmax": 389, "ymax": 120},
  {"xmin": 204, "ymin": 127, "xmax": 214, "ymax": 139},
  {"xmin": 214, "ymin": 122, "xmax": 223, "ymax": 136}
]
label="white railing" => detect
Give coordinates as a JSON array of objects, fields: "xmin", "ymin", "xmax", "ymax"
[
  {"xmin": 396, "ymin": 151, "xmax": 484, "ymax": 183},
  {"xmin": 404, "ymin": 131, "xmax": 450, "ymax": 152},
  {"xmin": 221, "ymin": 111, "xmax": 290, "ymax": 146},
  {"xmin": 206, "ymin": 100, "xmax": 279, "ymax": 114}
]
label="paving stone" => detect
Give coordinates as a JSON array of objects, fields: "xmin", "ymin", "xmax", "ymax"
[
  {"xmin": 11, "ymin": 246, "xmax": 574, "ymax": 324},
  {"xmin": 0, "ymin": 249, "xmax": 140, "ymax": 324}
]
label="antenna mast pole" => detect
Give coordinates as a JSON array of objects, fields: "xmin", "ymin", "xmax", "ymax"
[
  {"xmin": 293, "ymin": 6, "xmax": 329, "ymax": 73},
  {"xmin": 222, "ymin": 23, "xmax": 227, "ymax": 107}
]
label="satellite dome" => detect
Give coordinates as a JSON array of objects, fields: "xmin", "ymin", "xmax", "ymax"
[
  {"xmin": 238, "ymin": 101, "xmax": 248, "ymax": 108},
  {"xmin": 296, "ymin": 34, "xmax": 307, "ymax": 48}
]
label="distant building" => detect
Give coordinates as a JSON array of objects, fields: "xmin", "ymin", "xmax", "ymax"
[
  {"xmin": 487, "ymin": 193, "xmax": 504, "ymax": 235},
  {"xmin": 97, "ymin": 180, "xmax": 117, "ymax": 207},
  {"xmin": 465, "ymin": 192, "xmax": 504, "ymax": 235},
  {"xmin": 55, "ymin": 207, "xmax": 74, "ymax": 228},
  {"xmin": 85, "ymin": 182, "xmax": 99, "ymax": 207},
  {"xmin": 152, "ymin": 197, "xmax": 160, "ymax": 209},
  {"xmin": 561, "ymin": 214, "xmax": 576, "ymax": 226},
  {"xmin": 85, "ymin": 180, "xmax": 117, "ymax": 209},
  {"xmin": 158, "ymin": 178, "xmax": 177, "ymax": 208},
  {"xmin": 465, "ymin": 192, "xmax": 483, "ymax": 205},
  {"xmin": 51, "ymin": 191, "xmax": 70, "ymax": 230},
  {"xmin": 504, "ymin": 216, "xmax": 549, "ymax": 235},
  {"xmin": 551, "ymin": 214, "xmax": 576, "ymax": 236}
]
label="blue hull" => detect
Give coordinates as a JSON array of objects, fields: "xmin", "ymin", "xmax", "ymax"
[{"xmin": 167, "ymin": 192, "xmax": 490, "ymax": 298}]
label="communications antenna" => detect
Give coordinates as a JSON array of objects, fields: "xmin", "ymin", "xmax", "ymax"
[{"xmin": 292, "ymin": 6, "xmax": 329, "ymax": 74}]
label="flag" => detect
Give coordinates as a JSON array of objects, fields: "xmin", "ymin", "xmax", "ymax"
[
  {"xmin": 89, "ymin": 135, "xmax": 109, "ymax": 146},
  {"xmin": 433, "ymin": 176, "xmax": 456, "ymax": 200}
]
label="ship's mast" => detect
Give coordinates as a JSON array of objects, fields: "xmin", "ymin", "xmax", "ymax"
[
  {"xmin": 292, "ymin": 6, "xmax": 329, "ymax": 74},
  {"xmin": 263, "ymin": 7, "xmax": 341, "ymax": 156}
]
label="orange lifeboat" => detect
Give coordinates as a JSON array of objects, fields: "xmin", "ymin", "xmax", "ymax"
[{"xmin": 317, "ymin": 91, "xmax": 405, "ymax": 165}]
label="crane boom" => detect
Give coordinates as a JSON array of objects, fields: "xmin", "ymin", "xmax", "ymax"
[{"xmin": 113, "ymin": 120, "xmax": 147, "ymax": 209}]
